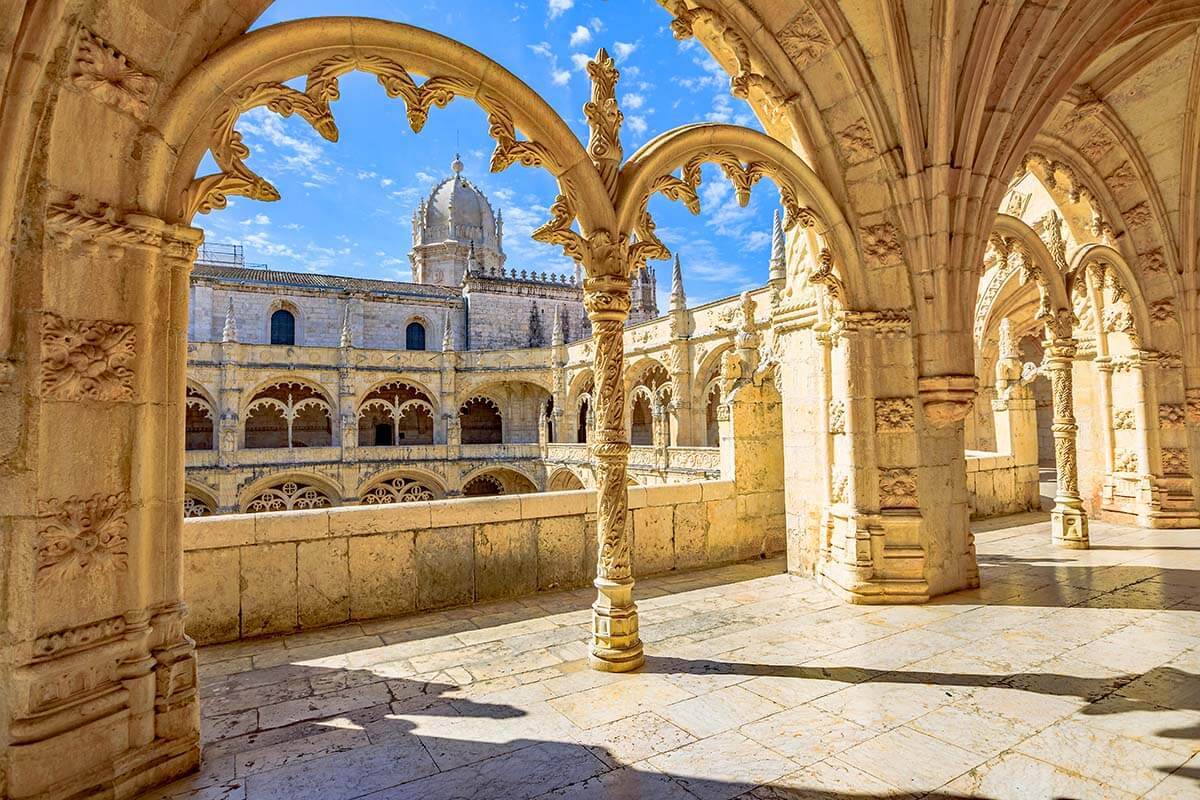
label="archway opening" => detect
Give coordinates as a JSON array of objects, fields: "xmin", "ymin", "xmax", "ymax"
[{"xmin": 459, "ymin": 397, "xmax": 503, "ymax": 444}]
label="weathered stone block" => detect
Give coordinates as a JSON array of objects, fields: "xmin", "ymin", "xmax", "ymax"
[
  {"xmin": 415, "ymin": 525, "xmax": 474, "ymax": 609},
  {"xmin": 298, "ymin": 538, "xmax": 350, "ymax": 628},
  {"xmin": 474, "ymin": 521, "xmax": 537, "ymax": 601},
  {"xmin": 706, "ymin": 497, "xmax": 739, "ymax": 563},
  {"xmin": 348, "ymin": 533, "xmax": 416, "ymax": 620},
  {"xmin": 256, "ymin": 508, "xmax": 330, "ymax": 542},
  {"xmin": 183, "ymin": 514, "xmax": 253, "ymax": 550},
  {"xmin": 240, "ymin": 542, "xmax": 298, "ymax": 637},
  {"xmin": 673, "ymin": 501, "xmax": 707, "ymax": 569},
  {"xmin": 536, "ymin": 514, "xmax": 587, "ymax": 590},
  {"xmin": 632, "ymin": 505, "xmax": 673, "ymax": 575},
  {"xmin": 328, "ymin": 502, "xmax": 430, "ymax": 537},
  {"xmin": 183, "ymin": 548, "xmax": 240, "ymax": 644}
]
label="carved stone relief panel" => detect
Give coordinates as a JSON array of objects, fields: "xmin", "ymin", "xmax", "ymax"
[
  {"xmin": 40, "ymin": 313, "xmax": 135, "ymax": 401},
  {"xmin": 879, "ymin": 468, "xmax": 918, "ymax": 510},
  {"xmin": 875, "ymin": 398, "xmax": 915, "ymax": 432},
  {"xmin": 36, "ymin": 492, "xmax": 130, "ymax": 587},
  {"xmin": 70, "ymin": 28, "xmax": 158, "ymax": 117}
]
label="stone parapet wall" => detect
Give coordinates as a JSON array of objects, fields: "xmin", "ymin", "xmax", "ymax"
[
  {"xmin": 182, "ymin": 480, "xmax": 781, "ymax": 644},
  {"xmin": 966, "ymin": 451, "xmax": 1041, "ymax": 519}
]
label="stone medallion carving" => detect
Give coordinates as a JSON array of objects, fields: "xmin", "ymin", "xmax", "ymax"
[
  {"xmin": 879, "ymin": 468, "xmax": 918, "ymax": 510},
  {"xmin": 862, "ymin": 223, "xmax": 903, "ymax": 267},
  {"xmin": 875, "ymin": 398, "xmax": 915, "ymax": 432},
  {"xmin": 1149, "ymin": 299, "xmax": 1176, "ymax": 323},
  {"xmin": 36, "ymin": 492, "xmax": 130, "ymax": 586},
  {"xmin": 1158, "ymin": 404, "xmax": 1185, "ymax": 429},
  {"xmin": 1113, "ymin": 409, "xmax": 1135, "ymax": 431},
  {"xmin": 71, "ymin": 28, "xmax": 157, "ymax": 117},
  {"xmin": 40, "ymin": 313, "xmax": 135, "ymax": 401},
  {"xmin": 1114, "ymin": 449, "xmax": 1139, "ymax": 474},
  {"xmin": 1162, "ymin": 448, "xmax": 1190, "ymax": 476},
  {"xmin": 777, "ymin": 8, "xmax": 831, "ymax": 67},
  {"xmin": 836, "ymin": 118, "xmax": 878, "ymax": 165}
]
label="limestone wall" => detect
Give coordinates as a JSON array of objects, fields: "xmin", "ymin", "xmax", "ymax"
[
  {"xmin": 965, "ymin": 452, "xmax": 1041, "ymax": 519},
  {"xmin": 182, "ymin": 480, "xmax": 779, "ymax": 644}
]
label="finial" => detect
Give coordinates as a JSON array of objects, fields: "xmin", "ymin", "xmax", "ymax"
[
  {"xmin": 339, "ymin": 305, "xmax": 352, "ymax": 348},
  {"xmin": 451, "ymin": 152, "xmax": 464, "ymax": 175},
  {"xmin": 768, "ymin": 210, "xmax": 787, "ymax": 286},
  {"xmin": 221, "ymin": 298, "xmax": 237, "ymax": 343},
  {"xmin": 552, "ymin": 303, "xmax": 564, "ymax": 347},
  {"xmin": 670, "ymin": 253, "xmax": 686, "ymax": 312}
]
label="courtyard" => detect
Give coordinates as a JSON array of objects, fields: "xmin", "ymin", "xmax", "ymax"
[{"xmin": 146, "ymin": 515, "xmax": 1199, "ymax": 800}]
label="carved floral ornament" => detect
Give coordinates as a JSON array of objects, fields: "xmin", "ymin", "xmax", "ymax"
[
  {"xmin": 36, "ymin": 492, "xmax": 130, "ymax": 587},
  {"xmin": 71, "ymin": 28, "xmax": 158, "ymax": 118}
]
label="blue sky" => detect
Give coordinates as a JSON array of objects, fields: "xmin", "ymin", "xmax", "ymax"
[{"xmin": 196, "ymin": 0, "xmax": 781, "ymax": 308}]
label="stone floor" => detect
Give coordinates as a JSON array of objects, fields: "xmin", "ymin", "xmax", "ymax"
[{"xmin": 146, "ymin": 514, "xmax": 1200, "ymax": 800}]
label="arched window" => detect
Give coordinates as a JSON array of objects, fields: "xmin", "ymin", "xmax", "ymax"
[
  {"xmin": 577, "ymin": 397, "xmax": 589, "ymax": 443},
  {"xmin": 406, "ymin": 321, "xmax": 426, "ymax": 351},
  {"xmin": 270, "ymin": 309, "xmax": 296, "ymax": 345},
  {"xmin": 459, "ymin": 397, "xmax": 503, "ymax": 444},
  {"xmin": 630, "ymin": 394, "xmax": 653, "ymax": 446}
]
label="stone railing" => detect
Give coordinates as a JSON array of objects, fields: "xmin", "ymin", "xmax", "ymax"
[
  {"xmin": 966, "ymin": 450, "xmax": 1041, "ymax": 519},
  {"xmin": 183, "ymin": 480, "xmax": 781, "ymax": 644},
  {"xmin": 544, "ymin": 443, "xmax": 721, "ymax": 481}
]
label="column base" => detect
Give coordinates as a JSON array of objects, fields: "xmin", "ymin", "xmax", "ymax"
[
  {"xmin": 1051, "ymin": 504, "xmax": 1090, "ymax": 549},
  {"xmin": 589, "ymin": 577, "xmax": 644, "ymax": 673}
]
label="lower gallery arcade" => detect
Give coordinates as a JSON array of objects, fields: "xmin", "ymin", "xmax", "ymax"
[{"xmin": 2, "ymin": 2, "xmax": 1199, "ymax": 799}]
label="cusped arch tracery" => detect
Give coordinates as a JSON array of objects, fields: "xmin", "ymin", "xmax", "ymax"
[
  {"xmin": 146, "ymin": 18, "xmax": 614, "ymax": 245},
  {"xmin": 357, "ymin": 380, "xmax": 435, "ymax": 446},
  {"xmin": 359, "ymin": 470, "xmax": 443, "ymax": 504},
  {"xmin": 244, "ymin": 379, "xmax": 333, "ymax": 449},
  {"xmin": 242, "ymin": 475, "xmax": 340, "ymax": 513}
]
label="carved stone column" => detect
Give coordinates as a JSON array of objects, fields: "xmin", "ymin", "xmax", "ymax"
[
  {"xmin": 583, "ymin": 274, "xmax": 643, "ymax": 672},
  {"xmin": 1045, "ymin": 338, "xmax": 1089, "ymax": 548}
]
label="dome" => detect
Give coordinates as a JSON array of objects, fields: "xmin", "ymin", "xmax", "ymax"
[{"xmin": 420, "ymin": 155, "xmax": 499, "ymax": 249}]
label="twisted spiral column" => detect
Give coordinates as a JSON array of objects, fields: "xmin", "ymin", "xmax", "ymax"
[
  {"xmin": 1046, "ymin": 338, "xmax": 1090, "ymax": 548},
  {"xmin": 584, "ymin": 274, "xmax": 644, "ymax": 672}
]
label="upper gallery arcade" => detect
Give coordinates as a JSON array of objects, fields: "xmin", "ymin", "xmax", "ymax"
[{"xmin": 1, "ymin": 1, "xmax": 1198, "ymax": 798}]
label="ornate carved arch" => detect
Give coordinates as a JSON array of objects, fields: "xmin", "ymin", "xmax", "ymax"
[
  {"xmin": 239, "ymin": 472, "xmax": 342, "ymax": 513},
  {"xmin": 141, "ymin": 18, "xmax": 614, "ymax": 241}
]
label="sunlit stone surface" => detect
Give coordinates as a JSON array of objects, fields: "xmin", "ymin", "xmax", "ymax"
[{"xmin": 145, "ymin": 517, "xmax": 1199, "ymax": 800}]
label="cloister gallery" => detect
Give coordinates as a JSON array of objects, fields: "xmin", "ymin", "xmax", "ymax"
[{"xmin": 2, "ymin": 1, "xmax": 1200, "ymax": 799}]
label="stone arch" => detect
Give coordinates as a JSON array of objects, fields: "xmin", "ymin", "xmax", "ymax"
[
  {"xmin": 458, "ymin": 396, "xmax": 503, "ymax": 445},
  {"xmin": 459, "ymin": 380, "xmax": 551, "ymax": 444},
  {"xmin": 357, "ymin": 380, "xmax": 436, "ymax": 446},
  {"xmin": 239, "ymin": 472, "xmax": 342, "ymax": 513},
  {"xmin": 461, "ymin": 473, "xmax": 505, "ymax": 497},
  {"xmin": 1070, "ymin": 244, "xmax": 1156, "ymax": 350},
  {"xmin": 141, "ymin": 17, "xmax": 613, "ymax": 241},
  {"xmin": 244, "ymin": 379, "xmax": 334, "ymax": 449},
  {"xmin": 617, "ymin": 122, "xmax": 870, "ymax": 312},
  {"xmin": 266, "ymin": 298, "xmax": 302, "ymax": 346},
  {"xmin": 703, "ymin": 380, "xmax": 722, "ymax": 448},
  {"xmin": 185, "ymin": 383, "xmax": 216, "ymax": 451},
  {"xmin": 358, "ymin": 469, "xmax": 445, "ymax": 504},
  {"xmin": 547, "ymin": 467, "xmax": 586, "ymax": 492},
  {"xmin": 461, "ymin": 465, "xmax": 540, "ymax": 495},
  {"xmin": 692, "ymin": 343, "xmax": 733, "ymax": 409},
  {"xmin": 183, "ymin": 483, "xmax": 218, "ymax": 518}
]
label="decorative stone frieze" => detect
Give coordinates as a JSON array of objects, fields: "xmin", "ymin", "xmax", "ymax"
[
  {"xmin": 1113, "ymin": 409, "xmax": 1136, "ymax": 430},
  {"xmin": 36, "ymin": 492, "xmax": 130, "ymax": 586},
  {"xmin": 33, "ymin": 615, "xmax": 128, "ymax": 659}
]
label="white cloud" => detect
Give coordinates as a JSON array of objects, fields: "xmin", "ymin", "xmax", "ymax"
[
  {"xmin": 379, "ymin": 178, "xmax": 394, "ymax": 187},
  {"xmin": 356, "ymin": 169, "xmax": 378, "ymax": 181},
  {"xmin": 613, "ymin": 41, "xmax": 638, "ymax": 61},
  {"xmin": 626, "ymin": 115, "xmax": 648, "ymax": 135},
  {"xmin": 240, "ymin": 213, "xmax": 271, "ymax": 226},
  {"xmin": 587, "ymin": 17, "xmax": 604, "ymax": 32},
  {"xmin": 568, "ymin": 25, "xmax": 591, "ymax": 47},
  {"xmin": 282, "ymin": 222, "xmax": 302, "ymax": 230},
  {"xmin": 624, "ymin": 92, "xmax": 645, "ymax": 109},
  {"xmin": 529, "ymin": 41, "xmax": 553, "ymax": 58},
  {"xmin": 744, "ymin": 230, "xmax": 770, "ymax": 251},
  {"xmin": 570, "ymin": 52, "xmax": 591, "ymax": 72},
  {"xmin": 551, "ymin": 68, "xmax": 571, "ymax": 86},
  {"xmin": 548, "ymin": 0, "xmax": 573, "ymax": 20}
]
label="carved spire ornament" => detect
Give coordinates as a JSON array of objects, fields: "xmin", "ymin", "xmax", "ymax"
[
  {"xmin": 221, "ymin": 299, "xmax": 237, "ymax": 343},
  {"xmin": 768, "ymin": 209, "xmax": 786, "ymax": 285},
  {"xmin": 584, "ymin": 48, "xmax": 623, "ymax": 197},
  {"xmin": 669, "ymin": 253, "xmax": 686, "ymax": 312},
  {"xmin": 339, "ymin": 306, "xmax": 353, "ymax": 348},
  {"xmin": 442, "ymin": 314, "xmax": 453, "ymax": 352}
]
